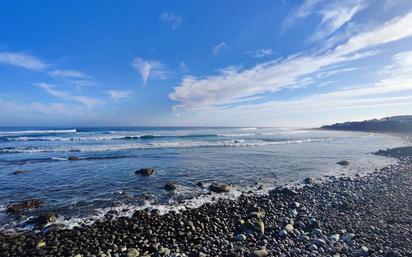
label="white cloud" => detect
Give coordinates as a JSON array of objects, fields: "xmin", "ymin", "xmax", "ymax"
[
  {"xmin": 311, "ymin": 0, "xmax": 366, "ymax": 41},
  {"xmin": 159, "ymin": 12, "xmax": 182, "ymax": 30},
  {"xmin": 212, "ymin": 42, "xmax": 227, "ymax": 55},
  {"xmin": 131, "ymin": 57, "xmax": 168, "ymax": 85},
  {"xmin": 107, "ymin": 90, "xmax": 132, "ymax": 102},
  {"xmin": 284, "ymin": 0, "xmax": 365, "ymax": 41},
  {"xmin": 36, "ymin": 83, "xmax": 104, "ymax": 108},
  {"xmin": 283, "ymin": 0, "xmax": 322, "ymax": 29},
  {"xmin": 0, "ymin": 52, "xmax": 47, "ymax": 71},
  {"xmin": 169, "ymin": 11, "xmax": 412, "ymax": 112},
  {"xmin": 249, "ymin": 48, "xmax": 273, "ymax": 58},
  {"xmin": 49, "ymin": 69, "xmax": 89, "ymax": 79},
  {"xmin": 170, "ymin": 49, "xmax": 412, "ymax": 126}
]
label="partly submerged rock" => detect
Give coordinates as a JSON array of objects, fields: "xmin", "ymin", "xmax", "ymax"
[
  {"xmin": 209, "ymin": 183, "xmax": 231, "ymax": 193},
  {"xmin": 68, "ymin": 156, "xmax": 80, "ymax": 161},
  {"xmin": 269, "ymin": 187, "xmax": 297, "ymax": 196},
  {"xmin": 6, "ymin": 199, "xmax": 43, "ymax": 213},
  {"xmin": 26, "ymin": 212, "xmax": 58, "ymax": 228},
  {"xmin": 135, "ymin": 168, "xmax": 156, "ymax": 176},
  {"xmin": 337, "ymin": 160, "xmax": 350, "ymax": 166},
  {"xmin": 303, "ymin": 177, "xmax": 314, "ymax": 184},
  {"xmin": 164, "ymin": 182, "xmax": 178, "ymax": 191},
  {"xmin": 11, "ymin": 170, "xmax": 31, "ymax": 175}
]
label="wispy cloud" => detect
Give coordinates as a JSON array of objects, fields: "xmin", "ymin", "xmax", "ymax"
[
  {"xmin": 311, "ymin": 0, "xmax": 366, "ymax": 41},
  {"xmin": 169, "ymin": 11, "xmax": 412, "ymax": 112},
  {"xmin": 248, "ymin": 48, "xmax": 273, "ymax": 58},
  {"xmin": 0, "ymin": 52, "xmax": 47, "ymax": 71},
  {"xmin": 131, "ymin": 57, "xmax": 168, "ymax": 85},
  {"xmin": 36, "ymin": 83, "xmax": 104, "ymax": 108},
  {"xmin": 48, "ymin": 69, "xmax": 89, "ymax": 79},
  {"xmin": 179, "ymin": 62, "xmax": 189, "ymax": 72},
  {"xmin": 107, "ymin": 90, "xmax": 132, "ymax": 102},
  {"xmin": 284, "ymin": 0, "xmax": 365, "ymax": 41},
  {"xmin": 212, "ymin": 42, "xmax": 227, "ymax": 55},
  {"xmin": 159, "ymin": 12, "xmax": 182, "ymax": 30},
  {"xmin": 283, "ymin": 0, "xmax": 322, "ymax": 30}
]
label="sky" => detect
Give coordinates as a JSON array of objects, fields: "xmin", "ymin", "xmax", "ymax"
[{"xmin": 1, "ymin": 0, "xmax": 412, "ymax": 127}]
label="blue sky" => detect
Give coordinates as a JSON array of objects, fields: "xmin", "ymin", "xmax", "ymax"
[{"xmin": 1, "ymin": 0, "xmax": 412, "ymax": 127}]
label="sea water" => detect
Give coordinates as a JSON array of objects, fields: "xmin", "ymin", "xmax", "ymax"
[{"xmin": 0, "ymin": 127, "xmax": 406, "ymax": 231}]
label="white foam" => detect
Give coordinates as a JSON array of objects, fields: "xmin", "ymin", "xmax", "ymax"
[
  {"xmin": 240, "ymin": 127, "xmax": 258, "ymax": 130},
  {"xmin": 0, "ymin": 129, "xmax": 77, "ymax": 135},
  {"xmin": 0, "ymin": 138, "xmax": 332, "ymax": 154},
  {"xmin": 51, "ymin": 185, "xmax": 248, "ymax": 230}
]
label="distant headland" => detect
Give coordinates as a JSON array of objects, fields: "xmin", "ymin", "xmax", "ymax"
[{"xmin": 320, "ymin": 115, "xmax": 412, "ymax": 134}]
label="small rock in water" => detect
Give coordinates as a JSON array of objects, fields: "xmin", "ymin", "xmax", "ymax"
[
  {"xmin": 337, "ymin": 160, "xmax": 349, "ymax": 166},
  {"xmin": 209, "ymin": 183, "xmax": 231, "ymax": 193},
  {"xmin": 164, "ymin": 182, "xmax": 178, "ymax": 191},
  {"xmin": 6, "ymin": 199, "xmax": 43, "ymax": 213},
  {"xmin": 196, "ymin": 181, "xmax": 204, "ymax": 188},
  {"xmin": 250, "ymin": 249, "xmax": 268, "ymax": 257},
  {"xmin": 68, "ymin": 156, "xmax": 80, "ymax": 161},
  {"xmin": 11, "ymin": 170, "xmax": 31, "ymax": 175},
  {"xmin": 26, "ymin": 212, "xmax": 58, "ymax": 228},
  {"xmin": 303, "ymin": 177, "xmax": 314, "ymax": 184},
  {"xmin": 127, "ymin": 248, "xmax": 140, "ymax": 257},
  {"xmin": 135, "ymin": 168, "xmax": 155, "ymax": 176}
]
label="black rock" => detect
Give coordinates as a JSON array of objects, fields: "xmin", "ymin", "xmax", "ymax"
[
  {"xmin": 26, "ymin": 212, "xmax": 58, "ymax": 228},
  {"xmin": 269, "ymin": 187, "xmax": 297, "ymax": 196},
  {"xmin": 209, "ymin": 183, "xmax": 231, "ymax": 193},
  {"xmin": 303, "ymin": 177, "xmax": 313, "ymax": 184},
  {"xmin": 164, "ymin": 182, "xmax": 178, "ymax": 191},
  {"xmin": 68, "ymin": 156, "xmax": 80, "ymax": 161},
  {"xmin": 337, "ymin": 160, "xmax": 350, "ymax": 166},
  {"xmin": 11, "ymin": 170, "xmax": 31, "ymax": 175},
  {"xmin": 6, "ymin": 199, "xmax": 44, "ymax": 213},
  {"xmin": 135, "ymin": 168, "xmax": 156, "ymax": 176}
]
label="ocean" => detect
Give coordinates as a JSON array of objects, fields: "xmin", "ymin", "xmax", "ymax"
[{"xmin": 0, "ymin": 127, "xmax": 406, "ymax": 232}]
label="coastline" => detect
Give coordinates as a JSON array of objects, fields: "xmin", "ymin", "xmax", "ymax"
[{"xmin": 1, "ymin": 146, "xmax": 411, "ymax": 257}]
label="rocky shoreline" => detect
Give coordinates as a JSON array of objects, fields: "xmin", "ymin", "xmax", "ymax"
[{"xmin": 1, "ymin": 147, "xmax": 411, "ymax": 257}]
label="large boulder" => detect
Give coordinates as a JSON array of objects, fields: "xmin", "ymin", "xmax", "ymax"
[
  {"xmin": 209, "ymin": 183, "xmax": 231, "ymax": 193},
  {"xmin": 337, "ymin": 160, "xmax": 349, "ymax": 166},
  {"xmin": 135, "ymin": 168, "xmax": 155, "ymax": 176},
  {"xmin": 6, "ymin": 199, "xmax": 43, "ymax": 213}
]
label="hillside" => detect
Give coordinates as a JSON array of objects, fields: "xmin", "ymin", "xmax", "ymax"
[{"xmin": 320, "ymin": 115, "xmax": 412, "ymax": 134}]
